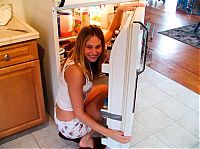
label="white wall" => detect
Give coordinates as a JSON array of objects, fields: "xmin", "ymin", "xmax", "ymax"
[
  {"xmin": 0, "ymin": 0, "xmax": 26, "ymax": 20},
  {"xmin": 22, "ymin": 0, "xmax": 60, "ymax": 118}
]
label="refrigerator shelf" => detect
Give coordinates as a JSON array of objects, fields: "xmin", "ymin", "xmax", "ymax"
[
  {"xmin": 56, "ymin": 0, "xmax": 136, "ymax": 10},
  {"xmin": 59, "ymin": 35, "xmax": 77, "ymax": 42}
]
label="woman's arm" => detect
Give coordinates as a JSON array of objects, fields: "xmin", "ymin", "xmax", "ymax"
[
  {"xmin": 65, "ymin": 64, "xmax": 131, "ymax": 143},
  {"xmin": 104, "ymin": 2, "xmax": 145, "ymax": 42}
]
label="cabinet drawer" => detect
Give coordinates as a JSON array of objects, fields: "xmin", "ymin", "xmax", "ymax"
[{"xmin": 0, "ymin": 40, "xmax": 38, "ymax": 68}]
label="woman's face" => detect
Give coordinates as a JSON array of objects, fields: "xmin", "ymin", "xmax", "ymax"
[{"xmin": 84, "ymin": 36, "xmax": 102, "ymax": 62}]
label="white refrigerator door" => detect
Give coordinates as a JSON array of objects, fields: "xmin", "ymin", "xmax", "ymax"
[{"xmin": 101, "ymin": 6, "xmax": 147, "ymax": 148}]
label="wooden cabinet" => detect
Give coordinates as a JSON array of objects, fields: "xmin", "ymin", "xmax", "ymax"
[
  {"xmin": 0, "ymin": 40, "xmax": 38, "ymax": 68},
  {"xmin": 0, "ymin": 40, "xmax": 46, "ymax": 139}
]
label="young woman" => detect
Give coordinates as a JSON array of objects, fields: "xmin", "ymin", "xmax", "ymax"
[{"xmin": 55, "ymin": 3, "xmax": 145, "ymax": 148}]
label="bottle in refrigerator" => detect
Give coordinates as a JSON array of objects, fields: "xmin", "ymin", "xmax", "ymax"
[
  {"xmin": 74, "ymin": 8, "xmax": 82, "ymax": 33},
  {"xmin": 89, "ymin": 6, "xmax": 101, "ymax": 26},
  {"xmin": 81, "ymin": 8, "xmax": 90, "ymax": 28},
  {"xmin": 74, "ymin": 8, "xmax": 90, "ymax": 33}
]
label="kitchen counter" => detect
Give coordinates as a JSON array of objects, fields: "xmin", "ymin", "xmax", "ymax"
[{"xmin": 0, "ymin": 16, "xmax": 39, "ymax": 46}]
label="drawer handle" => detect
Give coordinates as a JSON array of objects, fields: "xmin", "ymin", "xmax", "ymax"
[{"xmin": 4, "ymin": 54, "xmax": 11, "ymax": 61}]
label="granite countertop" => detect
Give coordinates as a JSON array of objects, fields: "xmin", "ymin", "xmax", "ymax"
[{"xmin": 0, "ymin": 16, "xmax": 39, "ymax": 47}]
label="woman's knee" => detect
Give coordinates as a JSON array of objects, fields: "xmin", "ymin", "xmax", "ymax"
[
  {"xmin": 94, "ymin": 84, "xmax": 108, "ymax": 96},
  {"xmin": 85, "ymin": 84, "xmax": 108, "ymax": 104}
]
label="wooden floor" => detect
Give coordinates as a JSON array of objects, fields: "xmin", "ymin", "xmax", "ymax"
[{"xmin": 144, "ymin": 0, "xmax": 200, "ymax": 94}]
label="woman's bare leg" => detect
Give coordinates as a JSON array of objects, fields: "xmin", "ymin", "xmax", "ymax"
[
  {"xmin": 79, "ymin": 84, "xmax": 108, "ymax": 148},
  {"xmin": 85, "ymin": 84, "xmax": 108, "ymax": 122}
]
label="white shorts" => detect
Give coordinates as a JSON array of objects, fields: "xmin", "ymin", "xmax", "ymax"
[{"xmin": 54, "ymin": 112, "xmax": 91, "ymax": 139}]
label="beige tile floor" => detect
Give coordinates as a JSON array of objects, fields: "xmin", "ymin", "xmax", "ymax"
[{"xmin": 0, "ymin": 67, "xmax": 199, "ymax": 148}]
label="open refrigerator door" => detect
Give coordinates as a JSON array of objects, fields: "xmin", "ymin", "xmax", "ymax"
[{"xmin": 101, "ymin": 6, "xmax": 148, "ymax": 148}]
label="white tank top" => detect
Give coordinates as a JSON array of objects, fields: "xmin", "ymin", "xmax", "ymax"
[{"xmin": 56, "ymin": 59, "xmax": 93, "ymax": 111}]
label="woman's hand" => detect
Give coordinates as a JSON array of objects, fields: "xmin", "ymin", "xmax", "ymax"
[
  {"xmin": 116, "ymin": 2, "xmax": 145, "ymax": 13},
  {"xmin": 107, "ymin": 129, "xmax": 132, "ymax": 144}
]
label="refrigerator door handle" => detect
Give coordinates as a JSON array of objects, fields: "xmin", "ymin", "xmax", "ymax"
[
  {"xmin": 132, "ymin": 74, "xmax": 139, "ymax": 113},
  {"xmin": 133, "ymin": 21, "xmax": 148, "ymax": 75},
  {"xmin": 132, "ymin": 21, "xmax": 148, "ymax": 113}
]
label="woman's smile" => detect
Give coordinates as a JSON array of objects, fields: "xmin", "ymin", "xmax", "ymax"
[{"xmin": 84, "ymin": 36, "xmax": 102, "ymax": 62}]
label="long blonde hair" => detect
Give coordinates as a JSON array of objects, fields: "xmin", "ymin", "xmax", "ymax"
[{"xmin": 68, "ymin": 25, "xmax": 105, "ymax": 80}]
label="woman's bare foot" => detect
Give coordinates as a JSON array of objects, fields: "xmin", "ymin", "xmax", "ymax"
[{"xmin": 79, "ymin": 133, "xmax": 93, "ymax": 148}]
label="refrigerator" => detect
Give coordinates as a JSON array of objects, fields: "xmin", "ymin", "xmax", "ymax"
[{"xmin": 23, "ymin": 0, "xmax": 148, "ymax": 148}]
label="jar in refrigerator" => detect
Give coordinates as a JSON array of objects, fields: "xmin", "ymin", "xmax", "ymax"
[{"xmin": 58, "ymin": 10, "xmax": 73, "ymax": 37}]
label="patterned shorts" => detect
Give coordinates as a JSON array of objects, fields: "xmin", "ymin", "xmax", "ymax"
[{"xmin": 54, "ymin": 114, "xmax": 91, "ymax": 139}]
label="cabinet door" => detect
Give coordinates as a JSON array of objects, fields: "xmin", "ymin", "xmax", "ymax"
[{"xmin": 0, "ymin": 60, "xmax": 46, "ymax": 138}]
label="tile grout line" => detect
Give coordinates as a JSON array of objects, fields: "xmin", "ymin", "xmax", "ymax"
[
  {"xmin": 153, "ymin": 84, "xmax": 199, "ymax": 114},
  {"xmin": 133, "ymin": 116, "xmax": 175, "ymax": 147},
  {"xmin": 31, "ymin": 133, "xmax": 41, "ymax": 149}
]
